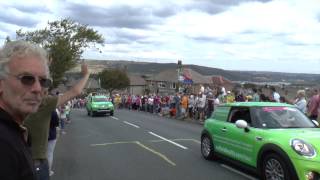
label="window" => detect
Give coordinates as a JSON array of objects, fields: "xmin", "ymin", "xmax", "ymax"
[
  {"xmin": 170, "ymin": 83, "xmax": 176, "ymax": 89},
  {"xmin": 158, "ymin": 82, "xmax": 166, "ymax": 88},
  {"xmin": 228, "ymin": 107, "xmax": 252, "ymax": 125},
  {"xmin": 252, "ymin": 107, "xmax": 316, "ymax": 128}
]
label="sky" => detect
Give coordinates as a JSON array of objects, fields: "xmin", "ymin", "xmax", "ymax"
[{"xmin": 1, "ymin": 0, "xmax": 320, "ymax": 74}]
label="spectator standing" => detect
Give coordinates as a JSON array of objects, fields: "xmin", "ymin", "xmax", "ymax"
[
  {"xmin": 270, "ymin": 87, "xmax": 280, "ymax": 102},
  {"xmin": 181, "ymin": 94, "xmax": 189, "ymax": 118},
  {"xmin": 213, "ymin": 94, "xmax": 220, "ymax": 110},
  {"xmin": 59, "ymin": 105, "xmax": 67, "ymax": 135},
  {"xmin": 188, "ymin": 94, "xmax": 195, "ymax": 119},
  {"xmin": 47, "ymin": 110, "xmax": 59, "ymax": 176},
  {"xmin": 0, "ymin": 40, "xmax": 50, "ymax": 180},
  {"xmin": 226, "ymin": 91, "xmax": 235, "ymax": 103},
  {"xmin": 307, "ymin": 89, "xmax": 319, "ymax": 120},
  {"xmin": 252, "ymin": 88, "xmax": 260, "ymax": 102},
  {"xmin": 198, "ymin": 93, "xmax": 206, "ymax": 121},
  {"xmin": 206, "ymin": 92, "xmax": 214, "ymax": 119},
  {"xmin": 24, "ymin": 62, "xmax": 90, "ymax": 180},
  {"xmin": 235, "ymin": 91, "xmax": 245, "ymax": 102},
  {"xmin": 174, "ymin": 92, "xmax": 181, "ymax": 119},
  {"xmin": 294, "ymin": 90, "xmax": 307, "ymax": 114}
]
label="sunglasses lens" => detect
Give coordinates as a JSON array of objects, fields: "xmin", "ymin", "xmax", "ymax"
[
  {"xmin": 40, "ymin": 78, "xmax": 52, "ymax": 88},
  {"xmin": 20, "ymin": 76, "xmax": 36, "ymax": 86},
  {"xmin": 19, "ymin": 75, "xmax": 52, "ymax": 88}
]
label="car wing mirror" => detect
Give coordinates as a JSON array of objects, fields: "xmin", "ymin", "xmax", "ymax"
[
  {"xmin": 235, "ymin": 120, "xmax": 249, "ymax": 132},
  {"xmin": 312, "ymin": 120, "xmax": 319, "ymax": 127}
]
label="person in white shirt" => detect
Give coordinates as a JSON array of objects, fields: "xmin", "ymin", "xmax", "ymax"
[
  {"xmin": 294, "ymin": 90, "xmax": 307, "ymax": 114},
  {"xmin": 270, "ymin": 87, "xmax": 280, "ymax": 102},
  {"xmin": 198, "ymin": 93, "xmax": 206, "ymax": 121}
]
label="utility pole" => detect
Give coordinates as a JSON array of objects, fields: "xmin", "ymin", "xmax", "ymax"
[{"xmin": 177, "ymin": 60, "xmax": 183, "ymax": 93}]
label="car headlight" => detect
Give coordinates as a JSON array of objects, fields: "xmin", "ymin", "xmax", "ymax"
[{"xmin": 291, "ymin": 139, "xmax": 316, "ymax": 157}]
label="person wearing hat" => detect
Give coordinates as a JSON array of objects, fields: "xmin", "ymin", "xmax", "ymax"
[{"xmin": 226, "ymin": 91, "xmax": 235, "ymax": 103}]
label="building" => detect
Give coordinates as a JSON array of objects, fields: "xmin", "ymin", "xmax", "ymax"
[
  {"xmin": 127, "ymin": 74, "xmax": 147, "ymax": 95},
  {"xmin": 146, "ymin": 68, "xmax": 212, "ymax": 95}
]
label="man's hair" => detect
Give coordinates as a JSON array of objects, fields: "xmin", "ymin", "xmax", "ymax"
[
  {"xmin": 0, "ymin": 40, "xmax": 49, "ymax": 79},
  {"xmin": 297, "ymin": 89, "xmax": 305, "ymax": 97}
]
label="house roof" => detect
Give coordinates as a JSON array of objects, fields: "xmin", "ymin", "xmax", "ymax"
[
  {"xmin": 183, "ymin": 69, "xmax": 211, "ymax": 84},
  {"xmin": 152, "ymin": 68, "xmax": 211, "ymax": 84},
  {"xmin": 129, "ymin": 75, "xmax": 146, "ymax": 85},
  {"xmin": 208, "ymin": 75, "xmax": 233, "ymax": 85},
  {"xmin": 153, "ymin": 69, "xmax": 179, "ymax": 82}
]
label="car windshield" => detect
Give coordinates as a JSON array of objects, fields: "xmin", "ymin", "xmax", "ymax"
[
  {"xmin": 93, "ymin": 98, "xmax": 108, "ymax": 102},
  {"xmin": 252, "ymin": 107, "xmax": 316, "ymax": 129}
]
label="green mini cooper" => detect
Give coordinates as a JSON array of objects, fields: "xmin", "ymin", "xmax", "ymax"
[
  {"xmin": 201, "ymin": 102, "xmax": 320, "ymax": 180},
  {"xmin": 86, "ymin": 95, "xmax": 114, "ymax": 116}
]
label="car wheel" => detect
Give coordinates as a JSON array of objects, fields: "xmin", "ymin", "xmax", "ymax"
[
  {"xmin": 262, "ymin": 153, "xmax": 295, "ymax": 180},
  {"xmin": 201, "ymin": 134, "xmax": 215, "ymax": 160},
  {"xmin": 110, "ymin": 111, "xmax": 114, "ymax": 116}
]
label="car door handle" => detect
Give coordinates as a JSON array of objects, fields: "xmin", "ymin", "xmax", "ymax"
[{"xmin": 221, "ymin": 128, "xmax": 227, "ymax": 132}]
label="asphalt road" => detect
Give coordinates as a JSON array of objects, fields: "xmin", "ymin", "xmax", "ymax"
[{"xmin": 51, "ymin": 109, "xmax": 258, "ymax": 180}]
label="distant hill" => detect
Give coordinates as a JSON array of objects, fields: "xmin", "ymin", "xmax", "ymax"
[{"xmin": 76, "ymin": 60, "xmax": 320, "ymax": 84}]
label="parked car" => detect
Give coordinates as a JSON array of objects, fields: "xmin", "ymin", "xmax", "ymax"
[
  {"xmin": 201, "ymin": 102, "xmax": 320, "ymax": 180},
  {"xmin": 86, "ymin": 95, "xmax": 114, "ymax": 116}
]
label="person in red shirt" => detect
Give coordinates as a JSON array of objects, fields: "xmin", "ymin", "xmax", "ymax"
[{"xmin": 307, "ymin": 88, "xmax": 320, "ymax": 120}]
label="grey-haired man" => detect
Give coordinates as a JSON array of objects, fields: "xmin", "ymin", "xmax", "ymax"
[{"xmin": 0, "ymin": 41, "xmax": 51, "ymax": 180}]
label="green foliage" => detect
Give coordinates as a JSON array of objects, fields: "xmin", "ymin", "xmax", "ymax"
[
  {"xmin": 16, "ymin": 18, "xmax": 104, "ymax": 87},
  {"xmin": 98, "ymin": 69, "xmax": 130, "ymax": 95}
]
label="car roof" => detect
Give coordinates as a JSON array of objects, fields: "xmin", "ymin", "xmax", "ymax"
[{"xmin": 222, "ymin": 102, "xmax": 294, "ymax": 107}]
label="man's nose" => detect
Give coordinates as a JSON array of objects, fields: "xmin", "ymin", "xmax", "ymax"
[{"xmin": 30, "ymin": 78, "xmax": 43, "ymax": 93}]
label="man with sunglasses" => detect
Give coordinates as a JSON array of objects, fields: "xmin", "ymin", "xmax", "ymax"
[
  {"xmin": 0, "ymin": 40, "xmax": 50, "ymax": 180},
  {"xmin": 24, "ymin": 59, "xmax": 90, "ymax": 180}
]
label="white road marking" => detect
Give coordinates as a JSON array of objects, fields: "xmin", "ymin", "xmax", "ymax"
[
  {"xmin": 123, "ymin": 121, "xmax": 140, "ymax": 128},
  {"xmin": 148, "ymin": 132, "xmax": 188, "ymax": 150},
  {"xmin": 221, "ymin": 164, "xmax": 258, "ymax": 180},
  {"xmin": 111, "ymin": 116, "xmax": 119, "ymax": 120}
]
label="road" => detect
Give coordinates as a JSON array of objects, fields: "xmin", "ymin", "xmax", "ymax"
[{"xmin": 51, "ymin": 109, "xmax": 258, "ymax": 180}]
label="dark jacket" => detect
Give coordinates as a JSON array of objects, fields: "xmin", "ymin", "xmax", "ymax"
[
  {"xmin": 48, "ymin": 110, "xmax": 59, "ymax": 141},
  {"xmin": 0, "ymin": 108, "xmax": 37, "ymax": 180}
]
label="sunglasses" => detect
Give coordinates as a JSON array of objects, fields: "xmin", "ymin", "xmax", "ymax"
[{"xmin": 12, "ymin": 74, "xmax": 52, "ymax": 88}]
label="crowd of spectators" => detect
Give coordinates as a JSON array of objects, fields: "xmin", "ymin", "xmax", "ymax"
[{"xmin": 110, "ymin": 85, "xmax": 320, "ymax": 123}]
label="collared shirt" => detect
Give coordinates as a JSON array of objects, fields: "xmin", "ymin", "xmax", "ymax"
[{"xmin": 0, "ymin": 108, "xmax": 36, "ymax": 180}]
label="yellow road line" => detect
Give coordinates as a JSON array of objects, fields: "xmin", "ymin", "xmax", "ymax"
[
  {"xmin": 90, "ymin": 140, "xmax": 176, "ymax": 166},
  {"xmin": 135, "ymin": 141, "xmax": 176, "ymax": 166}
]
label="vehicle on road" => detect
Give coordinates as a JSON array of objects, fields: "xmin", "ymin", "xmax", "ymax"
[
  {"xmin": 86, "ymin": 95, "xmax": 114, "ymax": 116},
  {"xmin": 201, "ymin": 102, "xmax": 320, "ymax": 180}
]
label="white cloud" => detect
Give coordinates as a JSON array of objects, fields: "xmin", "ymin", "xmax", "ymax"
[{"xmin": 0, "ymin": 0, "xmax": 320, "ymax": 73}]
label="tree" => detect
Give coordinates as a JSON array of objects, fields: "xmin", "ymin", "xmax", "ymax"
[
  {"xmin": 98, "ymin": 69, "xmax": 130, "ymax": 96},
  {"xmin": 16, "ymin": 18, "xmax": 104, "ymax": 87}
]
